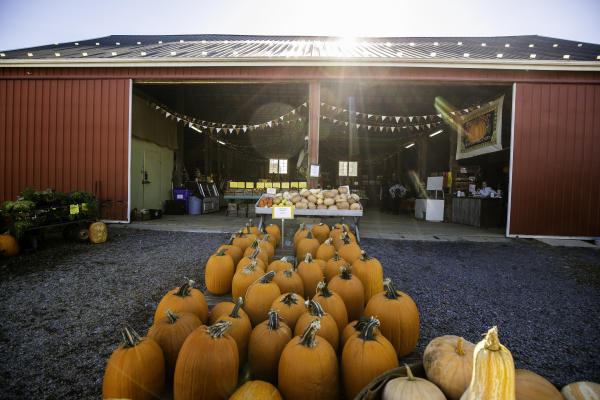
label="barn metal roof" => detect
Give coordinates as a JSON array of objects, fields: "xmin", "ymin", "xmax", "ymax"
[{"xmin": 1, "ymin": 34, "xmax": 599, "ymax": 69}]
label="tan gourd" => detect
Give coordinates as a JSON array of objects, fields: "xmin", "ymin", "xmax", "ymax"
[
  {"xmin": 561, "ymin": 381, "xmax": 600, "ymax": 400},
  {"xmin": 382, "ymin": 363, "xmax": 447, "ymax": 400},
  {"xmin": 515, "ymin": 369, "xmax": 563, "ymax": 400}
]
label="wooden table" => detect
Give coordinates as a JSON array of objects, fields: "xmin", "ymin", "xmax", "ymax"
[{"xmin": 451, "ymin": 197, "xmax": 504, "ymax": 228}]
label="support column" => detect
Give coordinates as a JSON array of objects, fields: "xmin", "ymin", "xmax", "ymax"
[
  {"xmin": 308, "ymin": 81, "xmax": 320, "ymax": 188},
  {"xmin": 417, "ymin": 136, "xmax": 428, "ymax": 184}
]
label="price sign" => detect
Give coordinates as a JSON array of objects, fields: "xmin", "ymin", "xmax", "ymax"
[
  {"xmin": 272, "ymin": 205, "xmax": 294, "ymax": 219},
  {"xmin": 266, "ymin": 188, "xmax": 277, "ymax": 195}
]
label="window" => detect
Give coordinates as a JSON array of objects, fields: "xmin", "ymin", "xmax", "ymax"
[
  {"xmin": 269, "ymin": 159, "xmax": 288, "ymax": 174},
  {"xmin": 338, "ymin": 161, "xmax": 358, "ymax": 177}
]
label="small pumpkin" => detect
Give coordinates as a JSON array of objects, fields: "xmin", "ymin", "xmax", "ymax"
[
  {"xmin": 173, "ymin": 320, "xmax": 238, "ymax": 400},
  {"xmin": 215, "ymin": 297, "xmax": 252, "ymax": 366},
  {"xmin": 229, "ymin": 380, "xmax": 283, "ymax": 400},
  {"xmin": 103, "ymin": 326, "xmax": 165, "ymax": 400},
  {"xmin": 88, "ymin": 221, "xmax": 108, "ymax": 244},
  {"xmin": 315, "ymin": 238, "xmax": 336, "ymax": 261},
  {"xmin": 246, "ymin": 219, "xmax": 261, "ymax": 236},
  {"xmin": 382, "ymin": 363, "xmax": 446, "ymax": 400},
  {"xmin": 154, "ymin": 279, "xmax": 208, "ymax": 324},
  {"xmin": 237, "ymin": 247, "xmax": 267, "ymax": 273},
  {"xmin": 270, "ymin": 292, "xmax": 305, "ymax": 331},
  {"xmin": 273, "ymin": 268, "xmax": 304, "ymax": 296},
  {"xmin": 248, "ymin": 310, "xmax": 292, "ymax": 384},
  {"xmin": 352, "ymin": 250, "xmax": 384, "ymax": 302},
  {"xmin": 293, "ymin": 223, "xmax": 310, "ymax": 251},
  {"xmin": 217, "ymin": 236, "xmax": 243, "ymax": 266},
  {"xmin": 364, "ymin": 278, "xmax": 419, "ymax": 357},
  {"xmin": 208, "ymin": 300, "xmax": 248, "ymax": 325},
  {"xmin": 147, "ymin": 309, "xmax": 202, "ymax": 382},
  {"xmin": 259, "ymin": 229, "xmax": 278, "ymax": 250},
  {"xmin": 313, "ymin": 281, "xmax": 348, "ymax": 333},
  {"xmin": 297, "ymin": 253, "xmax": 324, "ymax": 299},
  {"xmin": 232, "ymin": 261, "xmax": 265, "ymax": 302},
  {"xmin": 460, "ymin": 326, "xmax": 515, "ymax": 400},
  {"xmin": 341, "ymin": 317, "xmax": 381, "ymax": 348},
  {"xmin": 328, "ymin": 266, "xmax": 365, "ymax": 322},
  {"xmin": 0, "ymin": 234, "xmax": 19, "ymax": 257},
  {"xmin": 233, "ymin": 230, "xmax": 252, "ymax": 251},
  {"xmin": 267, "ymin": 256, "xmax": 293, "ymax": 274},
  {"xmin": 561, "ymin": 381, "xmax": 600, "ymax": 400},
  {"xmin": 423, "ymin": 335, "xmax": 475, "ymax": 400},
  {"xmin": 337, "ymin": 235, "xmax": 362, "ymax": 264},
  {"xmin": 259, "ymin": 235, "xmax": 275, "ymax": 263},
  {"xmin": 296, "ymin": 231, "xmax": 320, "ymax": 261},
  {"xmin": 243, "ymin": 240, "xmax": 269, "ymax": 267},
  {"xmin": 342, "ymin": 317, "xmax": 399, "ymax": 400},
  {"xmin": 265, "ymin": 224, "xmax": 281, "ymax": 246},
  {"xmin": 311, "ymin": 222, "xmax": 331, "ymax": 244},
  {"xmin": 294, "ymin": 299, "xmax": 339, "ymax": 351},
  {"xmin": 515, "ymin": 369, "xmax": 563, "ymax": 400},
  {"xmin": 278, "ymin": 319, "xmax": 339, "ymax": 400},
  {"xmin": 204, "ymin": 248, "xmax": 235, "ymax": 295},
  {"xmin": 244, "ymin": 271, "xmax": 282, "ymax": 326},
  {"xmin": 324, "ymin": 252, "xmax": 347, "ymax": 282},
  {"xmin": 333, "ymin": 230, "xmax": 357, "ymax": 250}
]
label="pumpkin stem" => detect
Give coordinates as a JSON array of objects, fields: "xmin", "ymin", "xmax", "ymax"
[
  {"xmin": 242, "ymin": 261, "xmax": 259, "ymax": 274},
  {"xmin": 258, "ymin": 270, "xmax": 276, "ymax": 283},
  {"xmin": 281, "ymin": 293, "xmax": 299, "ymax": 306},
  {"xmin": 332, "ymin": 252, "xmax": 341, "ymax": 261},
  {"xmin": 216, "ymin": 248, "xmax": 227, "ymax": 257},
  {"xmin": 236, "ymin": 230, "xmax": 244, "ymax": 238},
  {"xmin": 283, "ymin": 268, "xmax": 293, "ymax": 278},
  {"xmin": 456, "ymin": 337, "xmax": 466, "ymax": 356},
  {"xmin": 357, "ymin": 317, "xmax": 380, "ymax": 342},
  {"xmin": 352, "ymin": 317, "xmax": 372, "ymax": 333},
  {"xmin": 250, "ymin": 240, "xmax": 259, "ymax": 249},
  {"xmin": 245, "ymin": 223, "xmax": 251, "ymax": 234},
  {"xmin": 405, "ymin": 363, "xmax": 416, "ymax": 381},
  {"xmin": 383, "ymin": 278, "xmax": 400, "ymax": 300},
  {"xmin": 483, "ymin": 326, "xmax": 501, "ymax": 351},
  {"xmin": 249, "ymin": 218, "xmax": 254, "ymax": 227},
  {"xmin": 316, "ymin": 281, "xmax": 333, "ymax": 298},
  {"xmin": 174, "ymin": 279, "xmax": 194, "ymax": 298},
  {"xmin": 121, "ymin": 325, "xmax": 142, "ymax": 348},
  {"xmin": 306, "ymin": 231, "xmax": 313, "ymax": 239},
  {"xmin": 229, "ymin": 297, "xmax": 244, "ymax": 318},
  {"xmin": 165, "ymin": 309, "xmax": 179, "ymax": 324},
  {"xmin": 340, "ymin": 266, "xmax": 352, "ymax": 280},
  {"xmin": 324, "ymin": 238, "xmax": 333, "ymax": 246},
  {"xmin": 298, "ymin": 319, "xmax": 321, "ymax": 348},
  {"xmin": 304, "ymin": 253, "xmax": 313, "ymax": 263},
  {"xmin": 261, "ymin": 234, "xmax": 270, "ymax": 242},
  {"xmin": 305, "ymin": 299, "xmax": 327, "ymax": 317},
  {"xmin": 227, "ymin": 235, "xmax": 235, "ymax": 245},
  {"xmin": 280, "ymin": 256, "xmax": 289, "ymax": 263},
  {"xmin": 250, "ymin": 248, "xmax": 260, "ymax": 260},
  {"xmin": 267, "ymin": 309, "xmax": 282, "ymax": 331},
  {"xmin": 207, "ymin": 320, "xmax": 233, "ymax": 338},
  {"xmin": 360, "ymin": 250, "xmax": 372, "ymax": 261},
  {"xmin": 342, "ymin": 235, "xmax": 350, "ymax": 245}
]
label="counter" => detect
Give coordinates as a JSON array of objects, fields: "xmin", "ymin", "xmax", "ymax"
[{"xmin": 451, "ymin": 197, "xmax": 504, "ymax": 228}]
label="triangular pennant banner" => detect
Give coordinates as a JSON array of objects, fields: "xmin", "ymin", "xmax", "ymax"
[
  {"xmin": 302, "ymin": 102, "xmax": 307, "ymax": 107},
  {"xmin": 243, "ymin": 127, "xmax": 247, "ymax": 132},
  {"xmin": 437, "ymin": 113, "xmax": 442, "ymax": 118},
  {"xmin": 235, "ymin": 128, "xmax": 240, "ymax": 134},
  {"xmin": 408, "ymin": 116, "xmax": 413, "ymax": 122},
  {"xmin": 402, "ymin": 117, "xmax": 407, "ymax": 123},
  {"xmin": 291, "ymin": 109, "xmax": 296, "ymax": 114},
  {"xmin": 382, "ymin": 116, "xmax": 387, "ymax": 121},
  {"xmin": 209, "ymin": 127, "xmax": 215, "ymax": 133},
  {"xmin": 216, "ymin": 128, "xmax": 221, "ymax": 133},
  {"xmin": 368, "ymin": 114, "xmax": 373, "ymax": 119},
  {"xmin": 176, "ymin": 117, "xmax": 181, "ymax": 122},
  {"xmin": 189, "ymin": 122, "xmax": 193, "ymax": 127},
  {"xmin": 165, "ymin": 112, "xmax": 171, "ymax": 118},
  {"xmin": 395, "ymin": 116, "xmax": 401, "ymax": 123},
  {"xmin": 356, "ymin": 124, "xmax": 360, "ymax": 129},
  {"xmin": 280, "ymin": 116, "xmax": 284, "ymax": 120},
  {"xmin": 267, "ymin": 121, "xmax": 272, "ymax": 127},
  {"xmin": 379, "ymin": 126, "xmax": 384, "ymax": 132},
  {"xmin": 427, "ymin": 123, "xmax": 431, "ymax": 129},
  {"xmin": 229, "ymin": 128, "xmax": 234, "ymax": 134},
  {"xmin": 345, "ymin": 122, "xmax": 348, "ymax": 126},
  {"xmin": 415, "ymin": 125, "xmax": 420, "ymax": 130},
  {"xmin": 391, "ymin": 127, "xmax": 396, "ymax": 132},
  {"xmin": 423, "ymin": 116, "xmax": 428, "ymax": 120}
]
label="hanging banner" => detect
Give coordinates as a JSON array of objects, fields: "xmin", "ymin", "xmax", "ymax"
[{"xmin": 456, "ymin": 95, "xmax": 504, "ymax": 160}]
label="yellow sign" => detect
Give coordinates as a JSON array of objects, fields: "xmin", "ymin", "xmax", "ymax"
[
  {"xmin": 265, "ymin": 182, "xmax": 273, "ymax": 188},
  {"xmin": 299, "ymin": 182, "xmax": 308, "ymax": 188},
  {"xmin": 70, "ymin": 204, "xmax": 80, "ymax": 215},
  {"xmin": 229, "ymin": 181, "xmax": 236, "ymax": 188},
  {"xmin": 281, "ymin": 182, "xmax": 290, "ymax": 189},
  {"xmin": 273, "ymin": 182, "xmax": 281, "ymax": 188},
  {"xmin": 256, "ymin": 182, "xmax": 265, "ymax": 189},
  {"xmin": 272, "ymin": 205, "xmax": 294, "ymax": 219},
  {"xmin": 291, "ymin": 182, "xmax": 299, "ymax": 188},
  {"xmin": 246, "ymin": 182, "xmax": 254, "ymax": 189}
]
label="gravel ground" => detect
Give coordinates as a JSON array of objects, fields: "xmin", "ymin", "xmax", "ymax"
[{"xmin": 0, "ymin": 227, "xmax": 599, "ymax": 399}]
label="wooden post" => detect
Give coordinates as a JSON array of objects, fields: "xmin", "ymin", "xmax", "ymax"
[
  {"xmin": 417, "ymin": 136, "xmax": 428, "ymax": 184},
  {"xmin": 308, "ymin": 81, "xmax": 320, "ymax": 188}
]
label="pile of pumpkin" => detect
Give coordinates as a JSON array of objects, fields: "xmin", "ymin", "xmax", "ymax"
[
  {"xmin": 102, "ymin": 220, "xmax": 600, "ymax": 400},
  {"xmin": 271, "ymin": 187, "xmax": 362, "ymax": 210}
]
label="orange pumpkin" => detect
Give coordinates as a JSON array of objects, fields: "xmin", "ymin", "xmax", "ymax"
[
  {"xmin": 352, "ymin": 250, "xmax": 384, "ymax": 302},
  {"xmin": 265, "ymin": 224, "xmax": 281, "ymax": 246},
  {"xmin": 311, "ymin": 222, "xmax": 331, "ymax": 244},
  {"xmin": 246, "ymin": 220, "xmax": 261, "ymax": 236},
  {"xmin": 293, "ymin": 223, "xmax": 310, "ymax": 251},
  {"xmin": 315, "ymin": 238, "xmax": 336, "ymax": 261},
  {"xmin": 337, "ymin": 235, "xmax": 362, "ymax": 264},
  {"xmin": 88, "ymin": 221, "xmax": 108, "ymax": 244},
  {"xmin": 236, "ymin": 249, "xmax": 266, "ymax": 274},
  {"xmin": 294, "ymin": 299, "xmax": 339, "ymax": 351},
  {"xmin": 230, "ymin": 380, "xmax": 283, "ymax": 400},
  {"xmin": 341, "ymin": 317, "xmax": 381, "ymax": 349},
  {"xmin": 154, "ymin": 279, "xmax": 208, "ymax": 324},
  {"xmin": 244, "ymin": 271, "xmax": 282, "ymax": 326},
  {"xmin": 296, "ymin": 231, "xmax": 320, "ymax": 261},
  {"xmin": 270, "ymin": 292, "xmax": 305, "ymax": 331},
  {"xmin": 0, "ymin": 234, "xmax": 19, "ymax": 257},
  {"xmin": 328, "ymin": 266, "xmax": 365, "ymax": 322},
  {"xmin": 297, "ymin": 253, "xmax": 324, "ymax": 299},
  {"xmin": 324, "ymin": 252, "xmax": 347, "ymax": 282},
  {"xmin": 217, "ymin": 236, "xmax": 243, "ymax": 266},
  {"xmin": 259, "ymin": 236, "xmax": 275, "ymax": 262},
  {"xmin": 216, "ymin": 297, "xmax": 252, "ymax": 366},
  {"xmin": 313, "ymin": 281, "xmax": 348, "ymax": 334},
  {"xmin": 515, "ymin": 369, "xmax": 563, "ymax": 400},
  {"xmin": 273, "ymin": 268, "xmax": 304, "ymax": 296},
  {"xmin": 243, "ymin": 240, "xmax": 269, "ymax": 267},
  {"xmin": 204, "ymin": 248, "xmax": 235, "ymax": 295},
  {"xmin": 232, "ymin": 261, "xmax": 265, "ymax": 302},
  {"xmin": 208, "ymin": 300, "xmax": 249, "ymax": 325},
  {"xmin": 233, "ymin": 230, "xmax": 252, "ymax": 252},
  {"xmin": 267, "ymin": 256, "xmax": 293, "ymax": 274}
]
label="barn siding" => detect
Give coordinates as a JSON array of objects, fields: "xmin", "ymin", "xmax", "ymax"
[
  {"xmin": 510, "ymin": 83, "xmax": 600, "ymax": 237},
  {"xmin": 0, "ymin": 78, "xmax": 130, "ymax": 220}
]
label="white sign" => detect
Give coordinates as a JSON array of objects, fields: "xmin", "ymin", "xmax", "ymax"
[
  {"xmin": 266, "ymin": 188, "xmax": 277, "ymax": 195},
  {"xmin": 272, "ymin": 205, "xmax": 294, "ymax": 219},
  {"xmin": 426, "ymin": 176, "xmax": 444, "ymax": 191},
  {"xmin": 309, "ymin": 164, "xmax": 320, "ymax": 178}
]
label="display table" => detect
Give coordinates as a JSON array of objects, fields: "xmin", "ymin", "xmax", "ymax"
[
  {"xmin": 451, "ymin": 197, "xmax": 504, "ymax": 228},
  {"xmin": 414, "ymin": 199, "xmax": 444, "ymax": 222}
]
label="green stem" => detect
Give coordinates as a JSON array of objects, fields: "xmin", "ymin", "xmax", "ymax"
[
  {"xmin": 304, "ymin": 253, "xmax": 313, "ymax": 263},
  {"xmin": 352, "ymin": 317, "xmax": 372, "ymax": 333},
  {"xmin": 227, "ymin": 235, "xmax": 235, "ymax": 245},
  {"xmin": 316, "ymin": 281, "xmax": 333, "ymax": 298},
  {"xmin": 357, "ymin": 317, "xmax": 380, "ymax": 341},
  {"xmin": 229, "ymin": 297, "xmax": 244, "ymax": 319},
  {"xmin": 283, "ymin": 269, "xmax": 294, "ymax": 278},
  {"xmin": 174, "ymin": 280, "xmax": 194, "ymax": 298},
  {"xmin": 280, "ymin": 292, "xmax": 299, "ymax": 306},
  {"xmin": 121, "ymin": 325, "xmax": 142, "ymax": 348},
  {"xmin": 305, "ymin": 299, "xmax": 327, "ymax": 317},
  {"xmin": 360, "ymin": 250, "xmax": 373, "ymax": 261},
  {"xmin": 383, "ymin": 278, "xmax": 400, "ymax": 300},
  {"xmin": 298, "ymin": 319, "xmax": 321, "ymax": 348},
  {"xmin": 166, "ymin": 309, "xmax": 179, "ymax": 324},
  {"xmin": 340, "ymin": 266, "xmax": 352, "ymax": 280},
  {"xmin": 242, "ymin": 261, "xmax": 259, "ymax": 273},
  {"xmin": 216, "ymin": 248, "xmax": 227, "ymax": 257},
  {"xmin": 207, "ymin": 320, "xmax": 232, "ymax": 338},
  {"xmin": 332, "ymin": 252, "xmax": 341, "ymax": 261},
  {"xmin": 259, "ymin": 270, "xmax": 276, "ymax": 283},
  {"xmin": 267, "ymin": 309, "xmax": 281, "ymax": 331}
]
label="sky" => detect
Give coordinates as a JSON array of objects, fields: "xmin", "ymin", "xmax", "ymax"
[{"xmin": 1, "ymin": 0, "xmax": 599, "ymax": 51}]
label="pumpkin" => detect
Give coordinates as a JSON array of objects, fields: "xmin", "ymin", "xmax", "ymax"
[
  {"xmin": 293, "ymin": 223, "xmax": 310, "ymax": 251},
  {"xmin": 337, "ymin": 235, "xmax": 362, "ymax": 264},
  {"xmin": 328, "ymin": 266, "xmax": 365, "ymax": 322},
  {"xmin": 352, "ymin": 250, "xmax": 384, "ymax": 302},
  {"xmin": 270, "ymin": 292, "xmax": 305, "ymax": 331},
  {"xmin": 311, "ymin": 222, "xmax": 331, "ymax": 244},
  {"xmin": 244, "ymin": 271, "xmax": 282, "ymax": 326},
  {"xmin": 248, "ymin": 310, "xmax": 292, "ymax": 384},
  {"xmin": 243, "ymin": 240, "xmax": 269, "ymax": 267},
  {"xmin": 561, "ymin": 381, "xmax": 600, "ymax": 400},
  {"xmin": 364, "ymin": 278, "xmax": 419, "ymax": 357},
  {"xmin": 296, "ymin": 231, "xmax": 320, "ymax": 262},
  {"xmin": 173, "ymin": 320, "xmax": 238, "ymax": 400},
  {"xmin": 328, "ymin": 226, "xmax": 343, "ymax": 242},
  {"xmin": 267, "ymin": 256, "xmax": 293, "ymax": 274},
  {"xmin": 232, "ymin": 261, "xmax": 264, "ymax": 303},
  {"xmin": 88, "ymin": 221, "xmax": 108, "ymax": 244},
  {"xmin": 103, "ymin": 326, "xmax": 165, "ymax": 400},
  {"xmin": 154, "ymin": 279, "xmax": 208, "ymax": 324},
  {"xmin": 294, "ymin": 299, "xmax": 339, "ymax": 351},
  {"xmin": 208, "ymin": 300, "xmax": 248, "ymax": 325},
  {"xmin": 515, "ymin": 369, "xmax": 563, "ymax": 400},
  {"xmin": 205, "ymin": 248, "xmax": 235, "ymax": 295},
  {"xmin": 313, "ymin": 281, "xmax": 348, "ymax": 333},
  {"xmin": 382, "ymin": 363, "xmax": 446, "ymax": 400},
  {"xmin": 259, "ymin": 229, "xmax": 278, "ymax": 250},
  {"xmin": 297, "ymin": 253, "xmax": 324, "ymax": 299},
  {"xmin": 314, "ymin": 258, "xmax": 327, "ymax": 275},
  {"xmin": 230, "ymin": 380, "xmax": 283, "ymax": 400},
  {"xmin": 278, "ymin": 319, "xmax": 339, "ymax": 400},
  {"xmin": 237, "ymin": 248, "xmax": 267, "ymax": 273},
  {"xmin": 265, "ymin": 224, "xmax": 281, "ymax": 246},
  {"xmin": 315, "ymin": 238, "xmax": 336, "ymax": 261},
  {"xmin": 273, "ymin": 268, "xmax": 304, "ymax": 296},
  {"xmin": 342, "ymin": 317, "xmax": 399, "ymax": 400},
  {"xmin": 147, "ymin": 309, "xmax": 202, "ymax": 382},
  {"xmin": 466, "ymin": 119, "xmax": 487, "ymax": 143},
  {"xmin": 233, "ymin": 230, "xmax": 252, "ymax": 252},
  {"xmin": 215, "ymin": 297, "xmax": 252, "ymax": 367},
  {"xmin": 324, "ymin": 252, "xmax": 347, "ymax": 282},
  {"xmin": 217, "ymin": 236, "xmax": 243, "ymax": 266},
  {"xmin": 341, "ymin": 317, "xmax": 381, "ymax": 348},
  {"xmin": 259, "ymin": 236, "xmax": 275, "ymax": 262},
  {"xmin": 460, "ymin": 326, "xmax": 515, "ymax": 400},
  {"xmin": 423, "ymin": 335, "xmax": 475, "ymax": 400},
  {"xmin": 0, "ymin": 234, "xmax": 19, "ymax": 257},
  {"xmin": 246, "ymin": 219, "xmax": 261, "ymax": 236},
  {"xmin": 333, "ymin": 230, "xmax": 357, "ymax": 250}
]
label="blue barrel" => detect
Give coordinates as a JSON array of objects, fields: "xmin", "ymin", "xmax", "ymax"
[{"xmin": 188, "ymin": 196, "xmax": 202, "ymax": 215}]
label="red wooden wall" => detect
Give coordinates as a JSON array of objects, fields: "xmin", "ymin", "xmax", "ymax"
[
  {"xmin": 510, "ymin": 83, "xmax": 600, "ymax": 237},
  {"xmin": 0, "ymin": 78, "xmax": 130, "ymax": 220}
]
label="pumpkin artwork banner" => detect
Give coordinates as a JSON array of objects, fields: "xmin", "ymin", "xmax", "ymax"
[{"xmin": 456, "ymin": 95, "xmax": 504, "ymax": 159}]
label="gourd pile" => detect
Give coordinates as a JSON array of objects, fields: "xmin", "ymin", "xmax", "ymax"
[
  {"xmin": 102, "ymin": 219, "xmax": 600, "ymax": 400},
  {"xmin": 261, "ymin": 187, "xmax": 362, "ymax": 210}
]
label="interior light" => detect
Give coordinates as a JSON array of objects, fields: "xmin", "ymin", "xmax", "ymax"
[
  {"xmin": 529, "ymin": 44, "xmax": 534, "ymax": 48},
  {"xmin": 530, "ymin": 54, "xmax": 536, "ymax": 58},
  {"xmin": 429, "ymin": 129, "xmax": 443, "ymax": 137},
  {"xmin": 457, "ymin": 41, "xmax": 463, "ymax": 45},
  {"xmin": 82, "ymin": 52, "xmax": 88, "ymax": 56},
  {"xmin": 463, "ymin": 53, "xmax": 470, "ymax": 57},
  {"xmin": 217, "ymin": 140, "xmax": 226, "ymax": 145},
  {"xmin": 563, "ymin": 54, "xmax": 570, "ymax": 59},
  {"xmin": 111, "ymin": 51, "xmax": 117, "ymax": 56},
  {"xmin": 553, "ymin": 44, "xmax": 558, "ymax": 47},
  {"xmin": 497, "ymin": 53, "xmax": 503, "ymax": 58},
  {"xmin": 140, "ymin": 52, "xmax": 147, "ymax": 56},
  {"xmin": 405, "ymin": 142, "xmax": 415, "ymax": 149},
  {"xmin": 190, "ymin": 125, "xmax": 203, "ymax": 134}
]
